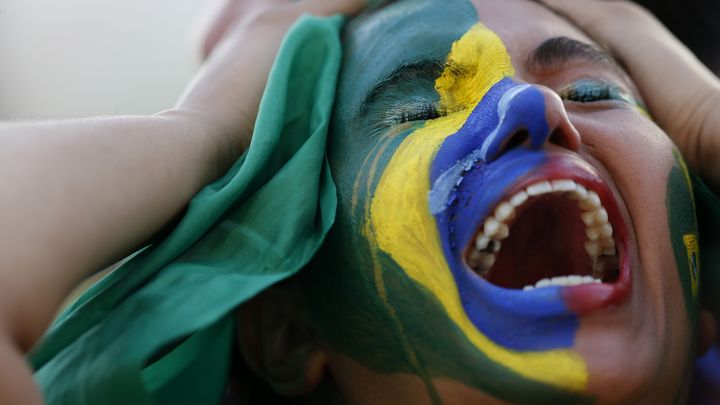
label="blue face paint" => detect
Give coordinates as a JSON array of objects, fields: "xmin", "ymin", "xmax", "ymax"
[{"xmin": 430, "ymin": 78, "xmax": 578, "ymax": 351}]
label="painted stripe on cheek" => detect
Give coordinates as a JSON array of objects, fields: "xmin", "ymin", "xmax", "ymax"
[{"xmin": 365, "ymin": 23, "xmax": 587, "ymax": 392}]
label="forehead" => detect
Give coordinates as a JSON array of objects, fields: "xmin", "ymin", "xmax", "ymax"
[{"xmin": 471, "ymin": 0, "xmax": 594, "ymax": 75}]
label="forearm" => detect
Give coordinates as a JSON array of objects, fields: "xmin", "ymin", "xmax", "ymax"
[{"xmin": 0, "ymin": 110, "xmax": 237, "ymax": 349}]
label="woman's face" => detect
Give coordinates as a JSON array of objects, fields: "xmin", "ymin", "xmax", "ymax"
[{"xmin": 306, "ymin": 0, "xmax": 700, "ymax": 403}]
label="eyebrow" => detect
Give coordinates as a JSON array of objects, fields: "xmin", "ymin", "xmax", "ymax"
[
  {"xmin": 526, "ymin": 36, "xmax": 623, "ymax": 74},
  {"xmin": 359, "ymin": 36, "xmax": 624, "ymax": 118},
  {"xmin": 359, "ymin": 60, "xmax": 444, "ymax": 117}
]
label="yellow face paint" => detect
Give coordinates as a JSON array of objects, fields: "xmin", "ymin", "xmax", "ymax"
[
  {"xmin": 683, "ymin": 234, "xmax": 699, "ymax": 298},
  {"xmin": 364, "ymin": 23, "xmax": 587, "ymax": 392},
  {"xmin": 435, "ymin": 24, "xmax": 515, "ymax": 113}
]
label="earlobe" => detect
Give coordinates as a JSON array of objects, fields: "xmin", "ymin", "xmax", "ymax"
[
  {"xmin": 697, "ymin": 307, "xmax": 717, "ymax": 356},
  {"xmin": 236, "ymin": 287, "xmax": 328, "ymax": 396}
]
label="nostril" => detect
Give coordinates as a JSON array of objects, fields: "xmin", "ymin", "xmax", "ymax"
[
  {"xmin": 480, "ymin": 83, "xmax": 581, "ymax": 161},
  {"xmin": 549, "ymin": 127, "xmax": 579, "ymax": 151},
  {"xmin": 494, "ymin": 129, "xmax": 530, "ymax": 159}
]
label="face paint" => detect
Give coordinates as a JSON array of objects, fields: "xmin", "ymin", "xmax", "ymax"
[
  {"xmin": 305, "ymin": 0, "xmax": 693, "ymax": 402},
  {"xmin": 364, "ymin": 23, "xmax": 588, "ymax": 394},
  {"xmin": 427, "ymin": 78, "xmax": 585, "ymax": 351},
  {"xmin": 304, "ymin": 2, "xmax": 631, "ymax": 402},
  {"xmin": 667, "ymin": 148, "xmax": 700, "ymax": 322}
]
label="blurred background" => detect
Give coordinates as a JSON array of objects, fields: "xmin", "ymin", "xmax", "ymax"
[
  {"xmin": 0, "ymin": 0, "xmax": 218, "ymax": 119},
  {"xmin": 632, "ymin": 0, "xmax": 720, "ymax": 75},
  {"xmin": 0, "ymin": 0, "xmax": 718, "ymax": 120}
]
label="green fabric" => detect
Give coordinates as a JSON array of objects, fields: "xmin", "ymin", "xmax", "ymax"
[{"xmin": 30, "ymin": 14, "xmax": 344, "ymax": 405}]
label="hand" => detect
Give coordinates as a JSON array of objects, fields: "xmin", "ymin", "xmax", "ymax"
[
  {"xmin": 541, "ymin": 0, "xmax": 720, "ymax": 186},
  {"xmin": 176, "ymin": 0, "xmax": 368, "ymax": 158}
]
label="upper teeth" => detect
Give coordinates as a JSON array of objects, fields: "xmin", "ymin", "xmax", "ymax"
[{"xmin": 467, "ymin": 178, "xmax": 618, "ymax": 289}]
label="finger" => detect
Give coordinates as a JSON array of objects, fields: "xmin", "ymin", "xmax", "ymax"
[
  {"xmin": 201, "ymin": 0, "xmax": 242, "ymax": 59},
  {"xmin": 298, "ymin": 0, "xmax": 390, "ymax": 17},
  {"xmin": 540, "ymin": 0, "xmax": 651, "ymax": 35},
  {"xmin": 540, "ymin": 0, "xmax": 612, "ymax": 20},
  {"xmin": 201, "ymin": 0, "xmax": 289, "ymax": 59}
]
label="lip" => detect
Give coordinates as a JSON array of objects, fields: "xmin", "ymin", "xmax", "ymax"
[{"xmin": 463, "ymin": 151, "xmax": 632, "ymax": 315}]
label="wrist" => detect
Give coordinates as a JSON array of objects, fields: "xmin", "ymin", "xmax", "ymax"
[
  {"xmin": 696, "ymin": 87, "xmax": 720, "ymax": 186},
  {"xmin": 155, "ymin": 108, "xmax": 245, "ymax": 184}
]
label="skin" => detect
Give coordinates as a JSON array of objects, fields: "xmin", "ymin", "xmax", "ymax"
[{"xmin": 294, "ymin": 0, "xmax": 705, "ymax": 403}]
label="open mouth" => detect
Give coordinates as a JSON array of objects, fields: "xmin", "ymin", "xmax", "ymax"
[{"xmin": 463, "ymin": 158, "xmax": 629, "ymax": 303}]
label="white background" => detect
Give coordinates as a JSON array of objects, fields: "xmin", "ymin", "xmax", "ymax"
[{"xmin": 0, "ymin": 0, "xmax": 220, "ymax": 119}]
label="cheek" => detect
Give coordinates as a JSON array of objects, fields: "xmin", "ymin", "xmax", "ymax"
[
  {"xmin": 327, "ymin": 125, "xmax": 400, "ymax": 235},
  {"xmin": 570, "ymin": 111, "xmax": 698, "ymax": 396},
  {"xmin": 365, "ymin": 116, "xmax": 464, "ymax": 303},
  {"xmin": 576, "ymin": 111, "xmax": 694, "ymax": 295},
  {"xmin": 588, "ymin": 113, "xmax": 698, "ymax": 315},
  {"xmin": 570, "ymin": 110, "xmax": 678, "ymax": 257}
]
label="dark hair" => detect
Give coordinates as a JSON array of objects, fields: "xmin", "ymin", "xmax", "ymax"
[{"xmin": 633, "ymin": 0, "xmax": 720, "ymax": 74}]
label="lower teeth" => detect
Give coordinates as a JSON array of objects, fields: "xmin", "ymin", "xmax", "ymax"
[{"xmin": 523, "ymin": 275, "xmax": 602, "ymax": 290}]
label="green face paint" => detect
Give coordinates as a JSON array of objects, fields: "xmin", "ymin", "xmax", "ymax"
[
  {"xmin": 665, "ymin": 148, "xmax": 701, "ymax": 405},
  {"xmin": 666, "ymin": 148, "xmax": 700, "ymax": 323}
]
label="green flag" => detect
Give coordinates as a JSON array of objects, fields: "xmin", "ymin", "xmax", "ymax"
[{"xmin": 31, "ymin": 14, "xmax": 344, "ymax": 405}]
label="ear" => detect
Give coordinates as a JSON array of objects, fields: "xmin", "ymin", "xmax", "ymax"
[
  {"xmin": 236, "ymin": 286, "xmax": 327, "ymax": 396},
  {"xmin": 697, "ymin": 306, "xmax": 717, "ymax": 356}
]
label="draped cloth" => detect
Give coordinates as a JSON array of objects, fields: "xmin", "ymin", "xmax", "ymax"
[{"xmin": 31, "ymin": 15, "xmax": 345, "ymax": 405}]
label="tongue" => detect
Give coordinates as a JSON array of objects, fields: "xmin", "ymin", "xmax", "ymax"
[{"xmin": 484, "ymin": 195, "xmax": 592, "ymax": 289}]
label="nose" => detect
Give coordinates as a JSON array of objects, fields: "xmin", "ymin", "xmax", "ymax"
[{"xmin": 480, "ymin": 83, "xmax": 581, "ymax": 162}]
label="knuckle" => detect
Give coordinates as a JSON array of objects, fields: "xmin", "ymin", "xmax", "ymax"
[
  {"xmin": 573, "ymin": 1, "xmax": 654, "ymax": 36},
  {"xmin": 605, "ymin": 1, "xmax": 652, "ymax": 19}
]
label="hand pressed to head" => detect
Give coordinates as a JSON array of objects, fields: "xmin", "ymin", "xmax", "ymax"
[{"xmin": 239, "ymin": 1, "xmax": 712, "ymax": 403}]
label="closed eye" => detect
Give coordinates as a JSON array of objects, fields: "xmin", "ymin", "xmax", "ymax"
[
  {"xmin": 557, "ymin": 79, "xmax": 633, "ymax": 104},
  {"xmin": 386, "ymin": 98, "xmax": 445, "ymax": 124}
]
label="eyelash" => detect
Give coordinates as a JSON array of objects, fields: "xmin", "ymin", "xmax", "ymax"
[
  {"xmin": 557, "ymin": 79, "xmax": 631, "ymax": 104},
  {"xmin": 388, "ymin": 99, "xmax": 444, "ymax": 124}
]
